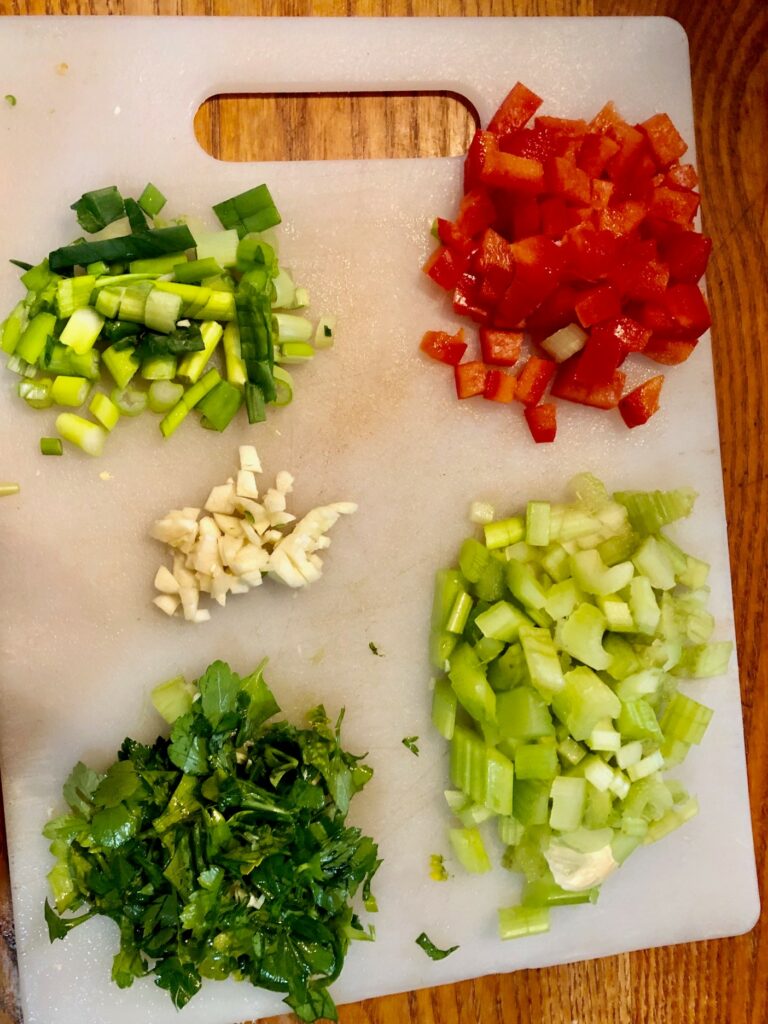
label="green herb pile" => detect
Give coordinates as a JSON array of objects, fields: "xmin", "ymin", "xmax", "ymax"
[{"xmin": 44, "ymin": 660, "xmax": 380, "ymax": 1022}]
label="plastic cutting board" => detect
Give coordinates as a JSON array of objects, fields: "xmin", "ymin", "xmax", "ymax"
[{"xmin": 0, "ymin": 15, "xmax": 759, "ymax": 1024}]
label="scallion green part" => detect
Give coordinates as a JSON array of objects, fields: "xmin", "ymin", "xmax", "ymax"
[
  {"xmin": 213, "ymin": 184, "xmax": 281, "ymax": 237},
  {"xmin": 137, "ymin": 182, "xmax": 167, "ymax": 216},
  {"xmin": 40, "ymin": 437, "xmax": 63, "ymax": 456}
]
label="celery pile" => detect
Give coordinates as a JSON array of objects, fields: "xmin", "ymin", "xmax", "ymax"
[
  {"xmin": 1, "ymin": 184, "xmax": 335, "ymax": 455},
  {"xmin": 429, "ymin": 475, "xmax": 732, "ymax": 939}
]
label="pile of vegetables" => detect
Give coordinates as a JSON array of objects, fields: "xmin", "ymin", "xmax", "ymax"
[
  {"xmin": 421, "ymin": 83, "xmax": 711, "ymax": 442},
  {"xmin": 429, "ymin": 475, "xmax": 731, "ymax": 937},
  {"xmin": 44, "ymin": 659, "xmax": 379, "ymax": 1022},
  {"xmin": 152, "ymin": 445, "xmax": 357, "ymax": 621},
  {"xmin": 1, "ymin": 183, "xmax": 335, "ymax": 455}
]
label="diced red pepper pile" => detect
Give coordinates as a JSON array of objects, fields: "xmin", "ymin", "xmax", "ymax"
[{"xmin": 420, "ymin": 83, "xmax": 712, "ymax": 443}]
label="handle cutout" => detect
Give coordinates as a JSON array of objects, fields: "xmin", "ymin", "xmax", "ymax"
[{"xmin": 194, "ymin": 91, "xmax": 479, "ymax": 162}]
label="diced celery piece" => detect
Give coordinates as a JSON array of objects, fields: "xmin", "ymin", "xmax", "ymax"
[
  {"xmin": 597, "ymin": 593, "xmax": 635, "ymax": 631},
  {"xmin": 488, "ymin": 643, "xmax": 530, "ymax": 691},
  {"xmin": 631, "ymin": 536, "xmax": 676, "ymax": 590},
  {"xmin": 526, "ymin": 501, "xmax": 551, "ymax": 547},
  {"xmin": 448, "ymin": 643, "xmax": 496, "ymax": 724},
  {"xmin": 614, "ymin": 668, "xmax": 664, "ymax": 702},
  {"xmin": 557, "ymin": 736, "xmax": 585, "ymax": 767},
  {"xmin": 458, "ymin": 537, "xmax": 490, "ymax": 583},
  {"xmin": 551, "ymin": 667, "xmax": 620, "ymax": 741},
  {"xmin": 473, "ymin": 636, "xmax": 505, "ymax": 664},
  {"xmin": 603, "ymin": 634, "xmax": 643, "ymax": 680},
  {"xmin": 672, "ymin": 641, "xmax": 733, "ymax": 679},
  {"xmin": 627, "ymin": 750, "xmax": 665, "ymax": 782},
  {"xmin": 450, "ymin": 725, "xmax": 486, "ymax": 806},
  {"xmin": 540, "ymin": 544, "xmax": 571, "ymax": 583},
  {"xmin": 660, "ymin": 734, "xmax": 691, "ymax": 768},
  {"xmin": 660, "ymin": 691, "xmax": 713, "ymax": 744},
  {"xmin": 475, "ymin": 600, "xmax": 531, "ymax": 642},
  {"xmin": 587, "ymin": 719, "xmax": 621, "ymax": 753},
  {"xmin": 519, "ymin": 625, "xmax": 565, "ymax": 693},
  {"xmin": 521, "ymin": 877, "xmax": 597, "ymax": 907},
  {"xmin": 614, "ymin": 487, "xmax": 697, "ymax": 535},
  {"xmin": 513, "ymin": 779, "xmax": 550, "ymax": 827},
  {"xmin": 545, "ymin": 578, "xmax": 582, "ymax": 620},
  {"xmin": 506, "ymin": 559, "xmax": 547, "ymax": 610},
  {"xmin": 515, "ymin": 743, "xmax": 558, "ymax": 780},
  {"xmin": 496, "ymin": 686, "xmax": 554, "ymax": 740},
  {"xmin": 558, "ymin": 603, "xmax": 610, "ymax": 671},
  {"xmin": 617, "ymin": 699, "xmax": 663, "ymax": 743},
  {"xmin": 583, "ymin": 785, "xmax": 613, "ymax": 829},
  {"xmin": 449, "ymin": 827, "xmax": 491, "ymax": 874},
  {"xmin": 446, "ymin": 590, "xmax": 473, "ymax": 634},
  {"xmin": 628, "ymin": 576, "xmax": 661, "ymax": 635},
  {"xmin": 484, "ymin": 516, "xmax": 525, "ymax": 550},
  {"xmin": 474, "ymin": 556, "xmax": 505, "ymax": 602},
  {"xmin": 498, "ymin": 815, "xmax": 524, "ymax": 847},
  {"xmin": 549, "ymin": 776, "xmax": 586, "ymax": 831},
  {"xmin": 582, "ymin": 755, "xmax": 615, "ymax": 792},
  {"xmin": 430, "ymin": 631, "xmax": 458, "ymax": 672},
  {"xmin": 616, "ymin": 740, "xmax": 643, "ymax": 770},
  {"xmin": 498, "ymin": 905, "xmax": 550, "ymax": 939},
  {"xmin": 570, "ymin": 549, "xmax": 634, "ymax": 597},
  {"xmin": 611, "ymin": 832, "xmax": 643, "ymax": 865},
  {"xmin": 432, "ymin": 569, "xmax": 466, "ymax": 631},
  {"xmin": 485, "ymin": 747, "xmax": 515, "ymax": 816},
  {"xmin": 432, "ymin": 677, "xmax": 457, "ymax": 740}
]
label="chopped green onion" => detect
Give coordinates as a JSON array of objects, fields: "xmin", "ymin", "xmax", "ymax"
[
  {"xmin": 4, "ymin": 94, "xmax": 16, "ymax": 107},
  {"xmin": 48, "ymin": 225, "xmax": 196, "ymax": 272},
  {"xmin": 59, "ymin": 306, "xmax": 104, "ymax": 355},
  {"xmin": 415, "ymin": 932, "xmax": 459, "ymax": 960},
  {"xmin": 193, "ymin": 229, "xmax": 240, "ymax": 269},
  {"xmin": 18, "ymin": 377, "xmax": 53, "ymax": 409},
  {"xmin": 272, "ymin": 365, "xmax": 294, "ymax": 407},
  {"xmin": 110, "ymin": 386, "xmax": 147, "ymax": 417},
  {"xmin": 70, "ymin": 186, "xmax": 125, "ymax": 234},
  {"xmin": 172, "ymin": 257, "xmax": 223, "ymax": 284},
  {"xmin": 102, "ymin": 344, "xmax": 140, "ymax": 389},
  {"xmin": 159, "ymin": 368, "xmax": 221, "ymax": 438},
  {"xmin": 51, "ymin": 375, "xmax": 91, "ymax": 407},
  {"xmin": 16, "ymin": 311, "xmax": 56, "ymax": 364},
  {"xmin": 278, "ymin": 341, "xmax": 315, "ymax": 364},
  {"xmin": 148, "ymin": 380, "xmax": 185, "ymax": 414},
  {"xmin": 196, "ymin": 380, "xmax": 243, "ymax": 431},
  {"xmin": 88, "ymin": 392, "xmax": 120, "ymax": 431},
  {"xmin": 177, "ymin": 320, "xmax": 223, "ymax": 384},
  {"xmin": 56, "ymin": 412, "xmax": 107, "ymax": 456},
  {"xmin": 213, "ymin": 184, "xmax": 281, "ymax": 237},
  {"xmin": 137, "ymin": 182, "xmax": 167, "ymax": 216},
  {"xmin": 0, "ymin": 483, "xmax": 20, "ymax": 496},
  {"xmin": 40, "ymin": 437, "xmax": 63, "ymax": 456},
  {"xmin": 314, "ymin": 316, "xmax": 336, "ymax": 349},
  {"xmin": 141, "ymin": 354, "xmax": 178, "ymax": 381}
]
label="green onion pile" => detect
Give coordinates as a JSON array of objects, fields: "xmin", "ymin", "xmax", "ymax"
[
  {"xmin": 430, "ymin": 474, "xmax": 732, "ymax": 939},
  {"xmin": 1, "ymin": 183, "xmax": 335, "ymax": 455},
  {"xmin": 44, "ymin": 660, "xmax": 379, "ymax": 1022}
]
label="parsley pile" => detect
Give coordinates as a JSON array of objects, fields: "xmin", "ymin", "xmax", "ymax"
[{"xmin": 44, "ymin": 659, "xmax": 380, "ymax": 1022}]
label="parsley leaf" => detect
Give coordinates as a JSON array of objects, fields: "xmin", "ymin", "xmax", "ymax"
[
  {"xmin": 402, "ymin": 736, "xmax": 420, "ymax": 756},
  {"xmin": 415, "ymin": 932, "xmax": 459, "ymax": 960},
  {"xmin": 43, "ymin": 660, "xmax": 380, "ymax": 1022}
]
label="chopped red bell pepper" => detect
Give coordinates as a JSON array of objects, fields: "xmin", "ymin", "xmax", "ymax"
[
  {"xmin": 488, "ymin": 82, "xmax": 543, "ymax": 136},
  {"xmin": 514, "ymin": 355, "xmax": 557, "ymax": 406},
  {"xmin": 590, "ymin": 101, "xmax": 623, "ymax": 133},
  {"xmin": 419, "ymin": 328, "xmax": 468, "ymax": 366},
  {"xmin": 453, "ymin": 272, "xmax": 491, "ymax": 324},
  {"xmin": 593, "ymin": 315, "xmax": 652, "ymax": 359},
  {"xmin": 473, "ymin": 228, "xmax": 516, "ymax": 290},
  {"xmin": 494, "ymin": 235, "xmax": 565, "ymax": 325},
  {"xmin": 663, "ymin": 283, "xmax": 711, "ymax": 335},
  {"xmin": 526, "ymin": 284, "xmax": 582, "ymax": 341},
  {"xmin": 524, "ymin": 402, "xmax": 557, "ymax": 442},
  {"xmin": 551, "ymin": 358, "xmax": 626, "ymax": 408},
  {"xmin": 464, "ymin": 130, "xmax": 498, "ymax": 192},
  {"xmin": 422, "ymin": 245, "xmax": 462, "ymax": 291},
  {"xmin": 502, "ymin": 194, "xmax": 542, "ymax": 240},
  {"xmin": 606, "ymin": 122, "xmax": 649, "ymax": 183},
  {"xmin": 577, "ymin": 133, "xmax": 621, "ymax": 177},
  {"xmin": 480, "ymin": 328, "xmax": 524, "ymax": 366},
  {"xmin": 643, "ymin": 336, "xmax": 698, "ymax": 364},
  {"xmin": 610, "ymin": 247, "xmax": 670, "ymax": 301},
  {"xmin": 572, "ymin": 327, "xmax": 623, "ymax": 387},
  {"xmin": 597, "ymin": 200, "xmax": 648, "ymax": 237},
  {"xmin": 619, "ymin": 374, "xmax": 664, "ymax": 427},
  {"xmin": 590, "ymin": 178, "xmax": 615, "ymax": 209},
  {"xmin": 535, "ymin": 116, "xmax": 588, "ymax": 137},
  {"xmin": 640, "ymin": 113, "xmax": 688, "ymax": 169},
  {"xmin": 455, "ymin": 188, "xmax": 497, "ymax": 238},
  {"xmin": 649, "ymin": 186, "xmax": 700, "ymax": 226},
  {"xmin": 484, "ymin": 368, "xmax": 517, "ymax": 403},
  {"xmin": 562, "ymin": 225, "xmax": 618, "ymax": 282},
  {"xmin": 660, "ymin": 231, "xmax": 712, "ymax": 284},
  {"xmin": 435, "ymin": 218, "xmax": 475, "ymax": 260},
  {"xmin": 663, "ymin": 163, "xmax": 698, "ymax": 190},
  {"xmin": 499, "ymin": 126, "xmax": 562, "ymax": 163},
  {"xmin": 545, "ymin": 156, "xmax": 592, "ymax": 206},
  {"xmin": 574, "ymin": 284, "xmax": 622, "ymax": 327},
  {"xmin": 480, "ymin": 150, "xmax": 546, "ymax": 195},
  {"xmin": 454, "ymin": 360, "xmax": 489, "ymax": 399}
]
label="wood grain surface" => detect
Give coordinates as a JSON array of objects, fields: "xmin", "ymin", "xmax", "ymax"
[{"xmin": 1, "ymin": 2, "xmax": 766, "ymax": 1023}]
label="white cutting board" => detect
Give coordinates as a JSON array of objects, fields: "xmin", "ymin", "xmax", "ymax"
[{"xmin": 0, "ymin": 16, "xmax": 759, "ymax": 1024}]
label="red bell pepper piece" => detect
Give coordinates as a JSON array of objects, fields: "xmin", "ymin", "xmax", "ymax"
[
  {"xmin": 606, "ymin": 122, "xmax": 649, "ymax": 183},
  {"xmin": 619, "ymin": 374, "xmax": 664, "ymax": 427},
  {"xmin": 488, "ymin": 82, "xmax": 543, "ymax": 136},
  {"xmin": 500, "ymin": 126, "xmax": 562, "ymax": 163},
  {"xmin": 481, "ymin": 149, "xmax": 546, "ymax": 195},
  {"xmin": 609, "ymin": 239, "xmax": 670, "ymax": 301},
  {"xmin": 514, "ymin": 356, "xmax": 557, "ymax": 406},
  {"xmin": 526, "ymin": 284, "xmax": 582, "ymax": 342},
  {"xmin": 572, "ymin": 327, "xmax": 623, "ymax": 387},
  {"xmin": 509, "ymin": 195, "xmax": 543, "ymax": 240},
  {"xmin": 454, "ymin": 361, "xmax": 489, "ymax": 399},
  {"xmin": 423, "ymin": 246, "xmax": 461, "ymax": 291},
  {"xmin": 495, "ymin": 236, "xmax": 565, "ymax": 325},
  {"xmin": 464, "ymin": 130, "xmax": 498, "ymax": 192},
  {"xmin": 455, "ymin": 189, "xmax": 497, "ymax": 238},
  {"xmin": 453, "ymin": 272, "xmax": 491, "ymax": 324},
  {"xmin": 597, "ymin": 200, "xmax": 648, "ymax": 237},
  {"xmin": 484, "ymin": 368, "xmax": 517, "ymax": 403},
  {"xmin": 420, "ymin": 328, "xmax": 468, "ymax": 366},
  {"xmin": 593, "ymin": 315, "xmax": 652, "ymax": 359},
  {"xmin": 577, "ymin": 133, "xmax": 620, "ymax": 177},
  {"xmin": 649, "ymin": 186, "xmax": 700, "ymax": 226},
  {"xmin": 660, "ymin": 231, "xmax": 712, "ymax": 284},
  {"xmin": 642, "ymin": 336, "xmax": 698, "ymax": 364},
  {"xmin": 590, "ymin": 179, "xmax": 615, "ymax": 209},
  {"xmin": 551, "ymin": 358, "xmax": 626, "ymax": 409},
  {"xmin": 574, "ymin": 284, "xmax": 622, "ymax": 328},
  {"xmin": 544, "ymin": 156, "xmax": 592, "ymax": 206},
  {"xmin": 535, "ymin": 116, "xmax": 589, "ymax": 137},
  {"xmin": 539, "ymin": 196, "xmax": 582, "ymax": 237},
  {"xmin": 639, "ymin": 113, "xmax": 688, "ymax": 169},
  {"xmin": 664, "ymin": 163, "xmax": 698, "ymax": 191},
  {"xmin": 473, "ymin": 228, "xmax": 517, "ymax": 291},
  {"xmin": 480, "ymin": 328, "xmax": 524, "ymax": 366},
  {"xmin": 524, "ymin": 403, "xmax": 557, "ymax": 442},
  {"xmin": 590, "ymin": 101, "xmax": 624, "ymax": 133},
  {"xmin": 663, "ymin": 283, "xmax": 711, "ymax": 336},
  {"xmin": 435, "ymin": 219, "xmax": 476, "ymax": 262},
  {"xmin": 562, "ymin": 225, "xmax": 618, "ymax": 282}
]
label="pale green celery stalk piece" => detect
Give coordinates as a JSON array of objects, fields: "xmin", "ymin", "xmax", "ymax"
[
  {"xmin": 519, "ymin": 625, "xmax": 565, "ymax": 693},
  {"xmin": 432, "ymin": 569, "xmax": 466, "ymax": 631},
  {"xmin": 540, "ymin": 543, "xmax": 571, "ymax": 583},
  {"xmin": 557, "ymin": 603, "xmax": 610, "ymax": 671},
  {"xmin": 485, "ymin": 747, "xmax": 515, "ymax": 815},
  {"xmin": 448, "ymin": 643, "xmax": 496, "ymax": 724},
  {"xmin": 551, "ymin": 666, "xmax": 620, "ymax": 741},
  {"xmin": 631, "ymin": 536, "xmax": 676, "ymax": 590},
  {"xmin": 223, "ymin": 322, "xmax": 247, "ymax": 387},
  {"xmin": 659, "ymin": 691, "xmax": 713, "ymax": 744},
  {"xmin": 450, "ymin": 725, "xmax": 487, "ymax": 806},
  {"xmin": 498, "ymin": 905, "xmax": 550, "ymax": 939},
  {"xmin": 544, "ymin": 579, "xmax": 581, "ymax": 620},
  {"xmin": 597, "ymin": 593, "xmax": 634, "ymax": 631},
  {"xmin": 570, "ymin": 549, "xmax": 634, "ymax": 597},
  {"xmin": 582, "ymin": 754, "xmax": 615, "ymax": 792},
  {"xmin": 557, "ymin": 735, "xmax": 585, "ymax": 766},
  {"xmin": 151, "ymin": 675, "xmax": 196, "ymax": 724},
  {"xmin": 507, "ymin": 560, "xmax": 547, "ymax": 610},
  {"xmin": 614, "ymin": 487, "xmax": 697, "ymax": 535},
  {"xmin": 626, "ymin": 750, "xmax": 665, "ymax": 782},
  {"xmin": 484, "ymin": 516, "xmax": 525, "ymax": 550},
  {"xmin": 549, "ymin": 776, "xmax": 586, "ymax": 830},
  {"xmin": 644, "ymin": 797, "xmax": 699, "ymax": 844},
  {"xmin": 432, "ymin": 677, "xmax": 457, "ymax": 740},
  {"xmin": 446, "ymin": 590, "xmax": 473, "ymax": 634},
  {"xmin": 449, "ymin": 827, "xmax": 492, "ymax": 874},
  {"xmin": 496, "ymin": 686, "xmax": 554, "ymax": 740},
  {"xmin": 514, "ymin": 743, "xmax": 558, "ymax": 781},
  {"xmin": 56, "ymin": 413, "xmax": 107, "ymax": 456},
  {"xmin": 628, "ymin": 576, "xmax": 661, "ymax": 635},
  {"xmin": 498, "ymin": 815, "xmax": 524, "ymax": 846},
  {"xmin": 488, "ymin": 642, "xmax": 530, "ymax": 691},
  {"xmin": 525, "ymin": 501, "xmax": 551, "ymax": 547},
  {"xmin": 616, "ymin": 740, "xmax": 643, "ymax": 770},
  {"xmin": 672, "ymin": 641, "xmax": 733, "ymax": 679},
  {"xmin": 177, "ymin": 321, "xmax": 223, "ymax": 384},
  {"xmin": 59, "ymin": 306, "xmax": 105, "ymax": 355},
  {"xmin": 614, "ymin": 668, "xmax": 663, "ymax": 702},
  {"xmin": 475, "ymin": 600, "xmax": 530, "ymax": 642},
  {"xmin": 611, "ymin": 832, "xmax": 643, "ymax": 865},
  {"xmin": 586, "ymin": 719, "xmax": 621, "ymax": 753}
]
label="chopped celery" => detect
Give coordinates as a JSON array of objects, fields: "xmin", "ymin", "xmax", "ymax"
[
  {"xmin": 558, "ymin": 603, "xmax": 610, "ymax": 670},
  {"xmin": 448, "ymin": 644, "xmax": 495, "ymax": 724},
  {"xmin": 496, "ymin": 687, "xmax": 554, "ymax": 740},
  {"xmin": 484, "ymin": 516, "xmax": 525, "ymax": 550},
  {"xmin": 498, "ymin": 905, "xmax": 550, "ymax": 939},
  {"xmin": 449, "ymin": 827, "xmax": 491, "ymax": 874},
  {"xmin": 432, "ymin": 677, "xmax": 457, "ymax": 740}
]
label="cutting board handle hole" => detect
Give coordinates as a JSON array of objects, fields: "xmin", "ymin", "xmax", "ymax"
[{"xmin": 194, "ymin": 92, "xmax": 479, "ymax": 161}]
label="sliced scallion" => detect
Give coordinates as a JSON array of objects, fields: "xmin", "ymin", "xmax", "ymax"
[{"xmin": 40, "ymin": 437, "xmax": 63, "ymax": 456}]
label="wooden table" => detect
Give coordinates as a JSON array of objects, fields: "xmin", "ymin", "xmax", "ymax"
[{"xmin": 1, "ymin": 1, "xmax": 766, "ymax": 1022}]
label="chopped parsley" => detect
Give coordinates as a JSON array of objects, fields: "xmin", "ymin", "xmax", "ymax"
[
  {"xmin": 368, "ymin": 641, "xmax": 383, "ymax": 657},
  {"xmin": 415, "ymin": 932, "xmax": 459, "ymax": 960},
  {"xmin": 402, "ymin": 736, "xmax": 419, "ymax": 755}
]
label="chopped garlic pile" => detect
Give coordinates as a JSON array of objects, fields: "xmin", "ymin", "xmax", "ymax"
[{"xmin": 151, "ymin": 445, "xmax": 356, "ymax": 622}]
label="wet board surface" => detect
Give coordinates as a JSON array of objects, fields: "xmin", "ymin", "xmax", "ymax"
[{"xmin": 0, "ymin": 15, "xmax": 758, "ymax": 1024}]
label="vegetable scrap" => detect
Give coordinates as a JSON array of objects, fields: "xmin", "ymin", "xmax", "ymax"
[
  {"xmin": 151, "ymin": 445, "xmax": 356, "ymax": 621},
  {"xmin": 1, "ymin": 183, "xmax": 335, "ymax": 455},
  {"xmin": 44, "ymin": 659, "xmax": 380, "ymax": 1022},
  {"xmin": 415, "ymin": 932, "xmax": 459, "ymax": 960},
  {"xmin": 429, "ymin": 474, "xmax": 732, "ymax": 938},
  {"xmin": 421, "ymin": 83, "xmax": 711, "ymax": 442}
]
